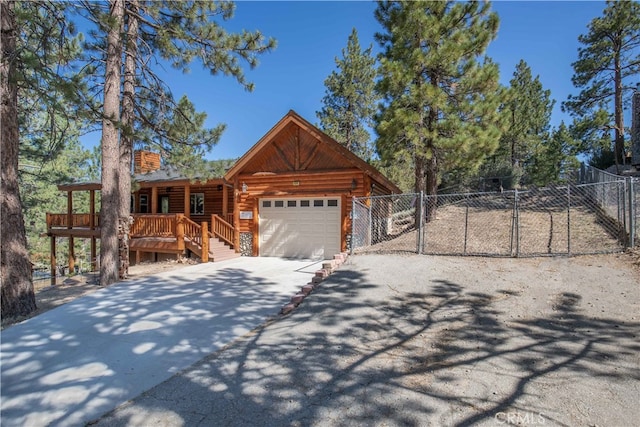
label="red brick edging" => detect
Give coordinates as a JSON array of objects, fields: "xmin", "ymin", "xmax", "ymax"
[{"xmin": 280, "ymin": 252, "xmax": 349, "ymax": 315}]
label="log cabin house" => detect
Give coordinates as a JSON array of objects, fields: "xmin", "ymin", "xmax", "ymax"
[{"xmin": 45, "ymin": 110, "xmax": 401, "ymax": 283}]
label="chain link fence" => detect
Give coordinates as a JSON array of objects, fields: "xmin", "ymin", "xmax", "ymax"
[{"xmin": 352, "ymin": 179, "xmax": 637, "ymax": 257}]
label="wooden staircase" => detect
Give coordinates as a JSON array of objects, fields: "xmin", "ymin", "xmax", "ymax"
[
  {"xmin": 182, "ymin": 215, "xmax": 240, "ymax": 263},
  {"xmin": 207, "ymin": 238, "xmax": 241, "ymax": 262}
]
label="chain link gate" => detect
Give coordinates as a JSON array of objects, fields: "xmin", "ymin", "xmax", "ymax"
[{"xmin": 352, "ymin": 181, "xmax": 636, "ymax": 257}]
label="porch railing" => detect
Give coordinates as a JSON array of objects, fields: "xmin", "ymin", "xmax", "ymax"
[
  {"xmin": 130, "ymin": 214, "xmax": 176, "ymax": 238},
  {"xmin": 47, "ymin": 213, "xmax": 100, "ymax": 229},
  {"xmin": 47, "ymin": 212, "xmax": 236, "ymax": 261},
  {"xmin": 211, "ymin": 214, "xmax": 235, "ymax": 248}
]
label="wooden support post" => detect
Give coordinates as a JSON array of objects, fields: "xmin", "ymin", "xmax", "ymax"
[
  {"xmin": 50, "ymin": 236, "xmax": 56, "ymax": 286},
  {"xmin": 151, "ymin": 186, "xmax": 158, "ymax": 214},
  {"xmin": 136, "ymin": 250, "xmax": 140, "ymax": 265},
  {"xmin": 67, "ymin": 191, "xmax": 73, "ymax": 228},
  {"xmin": 68, "ymin": 237, "xmax": 75, "ymax": 274},
  {"xmin": 222, "ymin": 184, "xmax": 228, "ymax": 219},
  {"xmin": 176, "ymin": 214, "xmax": 185, "ymax": 251},
  {"xmin": 211, "ymin": 214, "xmax": 216, "ymax": 238},
  {"xmin": 233, "ymin": 187, "xmax": 240, "ymax": 252},
  {"xmin": 90, "ymin": 238, "xmax": 97, "ymax": 272},
  {"xmin": 184, "ymin": 185, "xmax": 191, "ymax": 218},
  {"xmin": 201, "ymin": 221, "xmax": 209, "ymax": 262},
  {"xmin": 90, "ymin": 190, "xmax": 95, "ymax": 226}
]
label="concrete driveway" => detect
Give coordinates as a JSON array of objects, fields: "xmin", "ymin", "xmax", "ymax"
[
  {"xmin": 0, "ymin": 257, "xmax": 321, "ymax": 427},
  {"xmin": 90, "ymin": 254, "xmax": 639, "ymax": 427}
]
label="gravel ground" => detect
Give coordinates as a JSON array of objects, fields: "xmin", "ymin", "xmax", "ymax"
[{"xmin": 90, "ymin": 253, "xmax": 640, "ymax": 427}]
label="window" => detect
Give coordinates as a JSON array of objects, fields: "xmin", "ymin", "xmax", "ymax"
[
  {"xmin": 262, "ymin": 201, "xmax": 271, "ymax": 208},
  {"xmin": 139, "ymin": 194, "xmax": 148, "ymax": 213},
  {"xmin": 275, "ymin": 200, "xmax": 284, "ymax": 208},
  {"xmin": 287, "ymin": 200, "xmax": 297, "ymax": 207},
  {"xmin": 160, "ymin": 196, "xmax": 170, "ymax": 214},
  {"xmin": 328, "ymin": 199, "xmax": 338, "ymax": 207},
  {"xmin": 314, "ymin": 200, "xmax": 324, "ymax": 207},
  {"xmin": 190, "ymin": 193, "xmax": 205, "ymax": 215},
  {"xmin": 300, "ymin": 200, "xmax": 310, "ymax": 207}
]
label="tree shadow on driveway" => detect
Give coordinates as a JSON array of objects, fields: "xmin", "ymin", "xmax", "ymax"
[
  {"xmin": 92, "ymin": 255, "xmax": 640, "ymax": 427},
  {"xmin": 1, "ymin": 262, "xmax": 308, "ymax": 427}
]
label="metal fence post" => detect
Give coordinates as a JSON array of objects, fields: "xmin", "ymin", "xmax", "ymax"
[
  {"xmin": 350, "ymin": 197, "xmax": 355, "ymax": 255},
  {"xmin": 417, "ymin": 191, "xmax": 424, "ymax": 254},
  {"xmin": 567, "ymin": 185, "xmax": 571, "ymax": 255},
  {"xmin": 629, "ymin": 179, "xmax": 636, "ymax": 248},
  {"xmin": 510, "ymin": 189, "xmax": 520, "ymax": 257},
  {"xmin": 463, "ymin": 196, "xmax": 469, "ymax": 255},
  {"xmin": 367, "ymin": 198, "xmax": 372, "ymax": 247}
]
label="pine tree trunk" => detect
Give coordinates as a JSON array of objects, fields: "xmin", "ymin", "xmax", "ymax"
[
  {"xmin": 118, "ymin": 1, "xmax": 138, "ymax": 280},
  {"xmin": 425, "ymin": 154, "xmax": 438, "ymax": 223},
  {"xmin": 414, "ymin": 154, "xmax": 426, "ymax": 226},
  {"xmin": 100, "ymin": 0, "xmax": 124, "ymax": 287},
  {"xmin": 1, "ymin": 0, "xmax": 37, "ymax": 317}
]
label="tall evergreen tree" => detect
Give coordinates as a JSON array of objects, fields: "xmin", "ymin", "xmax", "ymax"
[
  {"xmin": 99, "ymin": 0, "xmax": 124, "ymax": 287},
  {"xmin": 2, "ymin": 0, "xmax": 85, "ymax": 317},
  {"xmin": 76, "ymin": 0, "xmax": 276, "ymax": 285},
  {"xmin": 499, "ymin": 60, "xmax": 554, "ymax": 171},
  {"xmin": 562, "ymin": 0, "xmax": 640, "ymax": 169},
  {"xmin": 529, "ymin": 122, "xmax": 580, "ymax": 186},
  {"xmin": 374, "ymin": 1, "xmax": 502, "ymax": 219},
  {"xmin": 317, "ymin": 28, "xmax": 377, "ymax": 161},
  {"xmin": 1, "ymin": 0, "xmax": 35, "ymax": 317}
]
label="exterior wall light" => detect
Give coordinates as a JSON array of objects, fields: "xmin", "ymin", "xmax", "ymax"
[{"xmin": 242, "ymin": 182, "xmax": 248, "ymax": 193}]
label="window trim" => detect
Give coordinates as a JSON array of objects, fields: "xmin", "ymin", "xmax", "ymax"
[
  {"xmin": 190, "ymin": 193, "xmax": 205, "ymax": 215},
  {"xmin": 139, "ymin": 194, "xmax": 149, "ymax": 213}
]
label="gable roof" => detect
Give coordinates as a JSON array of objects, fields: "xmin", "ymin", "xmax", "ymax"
[{"xmin": 224, "ymin": 110, "xmax": 401, "ymax": 193}]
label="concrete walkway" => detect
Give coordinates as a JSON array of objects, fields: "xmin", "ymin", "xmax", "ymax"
[{"xmin": 0, "ymin": 257, "xmax": 322, "ymax": 427}]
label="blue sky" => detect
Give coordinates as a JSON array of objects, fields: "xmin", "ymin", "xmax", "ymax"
[{"xmin": 85, "ymin": 1, "xmax": 609, "ymax": 160}]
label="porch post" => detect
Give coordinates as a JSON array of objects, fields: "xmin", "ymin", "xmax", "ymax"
[
  {"xmin": 90, "ymin": 189, "xmax": 96, "ymax": 272},
  {"xmin": 67, "ymin": 191, "xmax": 73, "ymax": 229},
  {"xmin": 211, "ymin": 214, "xmax": 216, "ymax": 237},
  {"xmin": 233, "ymin": 180, "xmax": 240, "ymax": 252},
  {"xmin": 222, "ymin": 184, "xmax": 229, "ymax": 219},
  {"xmin": 89, "ymin": 190, "xmax": 95, "ymax": 229},
  {"xmin": 151, "ymin": 186, "xmax": 158, "ymax": 214},
  {"xmin": 50, "ymin": 236, "xmax": 57, "ymax": 285},
  {"xmin": 184, "ymin": 185, "xmax": 191, "ymax": 218},
  {"xmin": 176, "ymin": 214, "xmax": 185, "ymax": 252},
  {"xmin": 201, "ymin": 221, "xmax": 209, "ymax": 262},
  {"xmin": 90, "ymin": 238, "xmax": 97, "ymax": 272},
  {"xmin": 67, "ymin": 191, "xmax": 75, "ymax": 274}
]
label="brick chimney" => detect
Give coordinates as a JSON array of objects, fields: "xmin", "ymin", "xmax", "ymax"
[{"xmin": 134, "ymin": 150, "xmax": 162, "ymax": 174}]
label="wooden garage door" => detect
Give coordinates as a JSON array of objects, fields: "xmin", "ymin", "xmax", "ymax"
[{"xmin": 259, "ymin": 198, "xmax": 341, "ymax": 259}]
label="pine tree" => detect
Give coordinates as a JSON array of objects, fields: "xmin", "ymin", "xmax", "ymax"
[
  {"xmin": 499, "ymin": 60, "xmax": 554, "ymax": 174},
  {"xmin": 2, "ymin": 0, "xmax": 85, "ymax": 317},
  {"xmin": 562, "ymin": 0, "xmax": 640, "ymax": 170},
  {"xmin": 99, "ymin": 0, "xmax": 125, "ymax": 287},
  {"xmin": 317, "ymin": 28, "xmax": 377, "ymax": 161},
  {"xmin": 529, "ymin": 122, "xmax": 580, "ymax": 186},
  {"xmin": 76, "ymin": 1, "xmax": 276, "ymax": 285},
  {"xmin": 374, "ymin": 1, "xmax": 502, "ymax": 219}
]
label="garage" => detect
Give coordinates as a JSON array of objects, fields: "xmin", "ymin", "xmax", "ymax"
[{"xmin": 259, "ymin": 197, "xmax": 341, "ymax": 259}]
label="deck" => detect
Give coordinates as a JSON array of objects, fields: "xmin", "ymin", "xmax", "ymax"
[{"xmin": 46, "ymin": 213, "xmax": 238, "ymax": 279}]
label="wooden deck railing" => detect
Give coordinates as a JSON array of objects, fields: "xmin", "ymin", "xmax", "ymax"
[
  {"xmin": 211, "ymin": 214, "xmax": 235, "ymax": 248},
  {"xmin": 47, "ymin": 212, "xmax": 236, "ymax": 262},
  {"xmin": 47, "ymin": 213, "xmax": 100, "ymax": 229},
  {"xmin": 130, "ymin": 214, "xmax": 176, "ymax": 238},
  {"xmin": 182, "ymin": 216, "xmax": 214, "ymax": 262}
]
